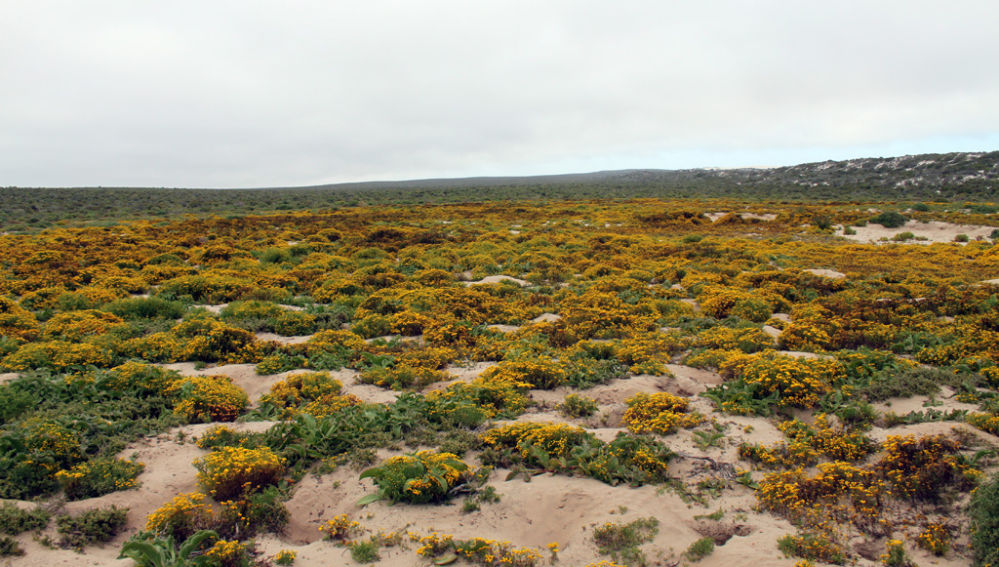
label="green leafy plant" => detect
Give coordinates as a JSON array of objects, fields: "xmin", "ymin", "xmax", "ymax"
[
  {"xmin": 358, "ymin": 450, "xmax": 470, "ymax": 505},
  {"xmin": 118, "ymin": 530, "xmax": 219, "ymax": 567}
]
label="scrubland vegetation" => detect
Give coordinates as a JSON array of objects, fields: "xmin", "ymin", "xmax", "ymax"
[{"xmin": 1, "ymin": 194, "xmax": 999, "ymax": 566}]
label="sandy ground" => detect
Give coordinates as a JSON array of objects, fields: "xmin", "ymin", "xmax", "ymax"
[
  {"xmin": 462, "ymin": 275, "xmax": 529, "ymax": 287},
  {"xmin": 8, "ymin": 350, "xmax": 994, "ymax": 567},
  {"xmin": 838, "ymin": 219, "xmax": 996, "ymax": 244}
]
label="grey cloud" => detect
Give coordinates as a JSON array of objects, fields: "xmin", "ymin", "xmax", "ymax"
[{"xmin": 1, "ymin": 1, "xmax": 997, "ymax": 187}]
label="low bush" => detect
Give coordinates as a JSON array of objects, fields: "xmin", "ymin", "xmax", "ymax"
[
  {"xmin": 0, "ymin": 502, "xmax": 50, "ymax": 535},
  {"xmin": 55, "ymin": 457, "xmax": 145, "ymax": 500},
  {"xmin": 195, "ymin": 446, "xmax": 285, "ymax": 501},
  {"xmin": 359, "ymin": 450, "xmax": 471, "ymax": 505},
  {"xmin": 56, "ymin": 505, "xmax": 129, "ymax": 549},
  {"xmin": 970, "ymin": 471, "xmax": 999, "ymax": 566},
  {"xmin": 558, "ymin": 393, "xmax": 599, "ymax": 418},
  {"xmin": 592, "ymin": 517, "xmax": 659, "ymax": 567},
  {"xmin": 623, "ymin": 392, "xmax": 704, "ymax": 435},
  {"xmin": 167, "ymin": 375, "xmax": 248, "ymax": 423},
  {"xmin": 869, "ymin": 211, "xmax": 907, "ymax": 228}
]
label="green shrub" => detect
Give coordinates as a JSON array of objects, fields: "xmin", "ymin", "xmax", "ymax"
[
  {"xmin": 273, "ymin": 311, "xmax": 316, "ymax": 336},
  {"xmin": 349, "ymin": 539, "xmax": 380, "ymax": 563},
  {"xmin": 870, "ymin": 211, "xmax": 907, "ymax": 228},
  {"xmin": 558, "ymin": 393, "xmax": 599, "ymax": 418},
  {"xmin": 0, "ymin": 535, "xmax": 23, "ymax": 557},
  {"xmin": 255, "ymin": 351, "xmax": 307, "ymax": 375},
  {"xmin": 970, "ymin": 472, "xmax": 999, "ymax": 566},
  {"xmin": 891, "ymin": 231, "xmax": 915, "ymax": 241},
  {"xmin": 685, "ymin": 537, "xmax": 715, "ymax": 561},
  {"xmin": 777, "ymin": 532, "xmax": 845, "ymax": 564},
  {"xmin": 0, "ymin": 502, "xmax": 50, "ymax": 535},
  {"xmin": 955, "ymin": 233, "xmax": 970, "ymax": 242},
  {"xmin": 859, "ymin": 366, "xmax": 944, "ymax": 401},
  {"xmin": 56, "ymin": 506, "xmax": 129, "ymax": 549},
  {"xmin": 105, "ymin": 297, "xmax": 186, "ymax": 320},
  {"xmin": 55, "ymin": 457, "xmax": 145, "ymax": 500},
  {"xmin": 592, "ymin": 516, "xmax": 659, "ymax": 567}
]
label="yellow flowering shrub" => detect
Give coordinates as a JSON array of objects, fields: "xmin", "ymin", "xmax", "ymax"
[
  {"xmin": 0, "ymin": 296, "xmax": 38, "ymax": 340},
  {"xmin": 967, "ymin": 411, "xmax": 999, "ymax": 435},
  {"xmin": 482, "ymin": 422, "xmax": 590, "ymax": 461},
  {"xmin": 54, "ymin": 457, "xmax": 144, "ymax": 500},
  {"xmin": 195, "ymin": 446, "xmax": 285, "ymax": 501},
  {"xmin": 145, "ymin": 492, "xmax": 216, "ymax": 539},
  {"xmin": 171, "ymin": 318, "xmax": 260, "ymax": 363},
  {"xmin": 115, "ymin": 331, "xmax": 183, "ymax": 363},
  {"xmin": 916, "ymin": 522, "xmax": 950, "ymax": 556},
  {"xmin": 203, "ymin": 538, "xmax": 250, "ymax": 567},
  {"xmin": 480, "ymin": 357, "xmax": 569, "ymax": 390},
  {"xmin": 167, "ymin": 375, "xmax": 248, "ymax": 423},
  {"xmin": 259, "ymin": 371, "xmax": 343, "ymax": 413},
  {"xmin": 103, "ymin": 361, "xmax": 178, "ymax": 393},
  {"xmin": 300, "ymin": 392, "xmax": 362, "ymax": 417},
  {"xmin": 319, "ymin": 513, "xmax": 362, "ymax": 543},
  {"xmin": 359, "ymin": 450, "xmax": 470, "ymax": 504},
  {"xmin": 622, "ymin": 392, "xmax": 704, "ymax": 435},
  {"xmin": 42, "ymin": 309, "xmax": 124, "ymax": 341},
  {"xmin": 396, "ymin": 346, "xmax": 458, "ymax": 370},
  {"xmin": 425, "ymin": 376, "xmax": 530, "ymax": 423},
  {"xmin": 359, "ymin": 365, "xmax": 451, "ymax": 390},
  {"xmin": 739, "ymin": 414, "xmax": 875, "ymax": 468},
  {"xmin": 1, "ymin": 340, "xmax": 113, "ymax": 370},
  {"xmin": 389, "ymin": 310, "xmax": 433, "ymax": 335},
  {"xmin": 876, "ymin": 434, "xmax": 978, "ymax": 500}
]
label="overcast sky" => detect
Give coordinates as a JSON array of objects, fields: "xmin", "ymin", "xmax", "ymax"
[{"xmin": 2, "ymin": 1, "xmax": 997, "ymax": 188}]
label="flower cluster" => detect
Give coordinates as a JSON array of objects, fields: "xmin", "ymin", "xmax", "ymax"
[
  {"xmin": 167, "ymin": 375, "xmax": 248, "ymax": 423},
  {"xmin": 194, "ymin": 446, "xmax": 285, "ymax": 501},
  {"xmin": 622, "ymin": 392, "xmax": 704, "ymax": 435}
]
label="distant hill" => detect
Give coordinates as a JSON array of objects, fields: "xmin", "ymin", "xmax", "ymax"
[
  {"xmin": 1, "ymin": 150, "xmax": 997, "ymax": 231},
  {"xmin": 292, "ymin": 150, "xmax": 998, "ymax": 199}
]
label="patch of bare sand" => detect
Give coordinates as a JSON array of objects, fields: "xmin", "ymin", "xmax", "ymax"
[
  {"xmin": 531, "ymin": 312, "xmax": 561, "ymax": 323},
  {"xmin": 255, "ymin": 332, "xmax": 315, "ymax": 345},
  {"xmin": 869, "ymin": 420, "xmax": 994, "ymax": 445},
  {"xmin": 154, "ymin": 363, "xmax": 399, "ymax": 406},
  {"xmin": 870, "ymin": 391, "xmax": 979, "ymax": 418},
  {"xmin": 0, "ymin": 372, "xmax": 18, "ymax": 385},
  {"xmin": 284, "ymin": 466, "xmax": 789, "ymax": 566},
  {"xmin": 667, "ymin": 364, "xmax": 725, "ymax": 395},
  {"xmin": 462, "ymin": 275, "xmax": 529, "ymax": 287},
  {"xmin": 706, "ymin": 212, "xmax": 778, "ymax": 223},
  {"xmin": 680, "ymin": 298, "xmax": 701, "ymax": 312},
  {"xmin": 803, "ymin": 268, "xmax": 846, "ymax": 279},
  {"xmin": 840, "ymin": 220, "xmax": 996, "ymax": 244},
  {"xmin": 486, "ymin": 324, "xmax": 521, "ymax": 333}
]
